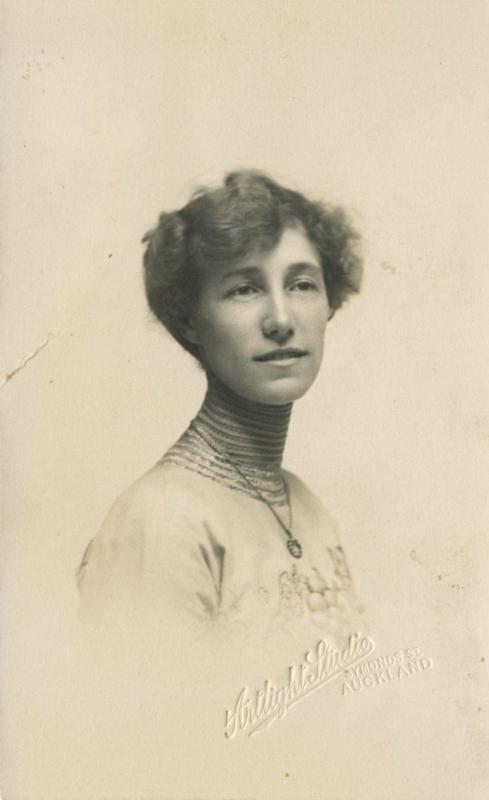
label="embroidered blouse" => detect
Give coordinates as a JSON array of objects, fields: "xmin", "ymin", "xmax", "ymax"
[{"xmin": 77, "ymin": 374, "xmax": 365, "ymax": 667}]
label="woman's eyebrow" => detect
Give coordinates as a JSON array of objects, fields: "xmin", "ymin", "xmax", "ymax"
[
  {"xmin": 220, "ymin": 261, "xmax": 321, "ymax": 283},
  {"xmin": 287, "ymin": 261, "xmax": 322, "ymax": 276},
  {"xmin": 221, "ymin": 266, "xmax": 261, "ymax": 281}
]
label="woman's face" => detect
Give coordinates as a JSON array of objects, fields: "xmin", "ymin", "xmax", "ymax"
[{"xmin": 186, "ymin": 226, "xmax": 331, "ymax": 405}]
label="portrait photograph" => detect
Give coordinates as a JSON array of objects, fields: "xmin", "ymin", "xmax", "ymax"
[{"xmin": 1, "ymin": 1, "xmax": 488, "ymax": 798}]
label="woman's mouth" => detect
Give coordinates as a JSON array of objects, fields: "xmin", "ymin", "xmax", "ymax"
[{"xmin": 253, "ymin": 348, "xmax": 308, "ymax": 363}]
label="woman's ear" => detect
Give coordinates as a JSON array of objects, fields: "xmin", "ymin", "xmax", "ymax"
[{"xmin": 179, "ymin": 316, "xmax": 200, "ymax": 345}]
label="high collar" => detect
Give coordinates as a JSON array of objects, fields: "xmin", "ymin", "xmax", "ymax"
[
  {"xmin": 194, "ymin": 372, "xmax": 292, "ymax": 473},
  {"xmin": 162, "ymin": 372, "xmax": 293, "ymax": 506}
]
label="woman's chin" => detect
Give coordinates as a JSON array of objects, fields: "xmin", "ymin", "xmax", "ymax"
[{"xmin": 231, "ymin": 376, "xmax": 315, "ymax": 406}]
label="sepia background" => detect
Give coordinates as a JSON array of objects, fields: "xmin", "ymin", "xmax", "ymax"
[{"xmin": 2, "ymin": 1, "xmax": 488, "ymax": 798}]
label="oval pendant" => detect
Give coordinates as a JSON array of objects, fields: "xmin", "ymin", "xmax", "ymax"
[{"xmin": 287, "ymin": 538, "xmax": 303, "ymax": 559}]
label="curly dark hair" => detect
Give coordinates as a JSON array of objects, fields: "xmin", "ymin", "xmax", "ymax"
[{"xmin": 142, "ymin": 170, "xmax": 363, "ymax": 361}]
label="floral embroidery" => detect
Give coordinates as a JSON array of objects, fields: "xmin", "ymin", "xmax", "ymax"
[
  {"xmin": 275, "ymin": 547, "xmax": 356, "ymax": 626},
  {"xmin": 327, "ymin": 545, "xmax": 353, "ymax": 589},
  {"xmin": 257, "ymin": 584, "xmax": 271, "ymax": 605}
]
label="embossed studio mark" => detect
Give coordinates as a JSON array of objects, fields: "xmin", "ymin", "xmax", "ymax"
[
  {"xmin": 224, "ymin": 633, "xmax": 374, "ymax": 739},
  {"xmin": 341, "ymin": 646, "xmax": 434, "ymax": 695}
]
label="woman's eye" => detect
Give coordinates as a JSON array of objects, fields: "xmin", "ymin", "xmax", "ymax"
[
  {"xmin": 291, "ymin": 279, "xmax": 318, "ymax": 292},
  {"xmin": 228, "ymin": 284, "xmax": 258, "ymax": 298}
]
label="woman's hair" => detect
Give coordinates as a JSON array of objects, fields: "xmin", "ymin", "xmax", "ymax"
[{"xmin": 142, "ymin": 170, "xmax": 363, "ymax": 360}]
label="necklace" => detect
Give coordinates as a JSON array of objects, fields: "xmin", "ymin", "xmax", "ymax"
[{"xmin": 190, "ymin": 421, "xmax": 303, "ymax": 559}]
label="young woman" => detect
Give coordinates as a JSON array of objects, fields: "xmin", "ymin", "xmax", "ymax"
[{"xmin": 77, "ymin": 170, "xmax": 366, "ymax": 665}]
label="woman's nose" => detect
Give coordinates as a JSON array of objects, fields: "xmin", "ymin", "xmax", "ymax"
[{"xmin": 261, "ymin": 292, "xmax": 295, "ymax": 342}]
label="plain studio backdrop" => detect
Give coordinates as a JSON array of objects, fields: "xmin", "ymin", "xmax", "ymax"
[{"xmin": 1, "ymin": 1, "xmax": 488, "ymax": 798}]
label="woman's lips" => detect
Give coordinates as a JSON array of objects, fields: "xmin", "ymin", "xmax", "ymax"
[{"xmin": 253, "ymin": 348, "xmax": 308, "ymax": 362}]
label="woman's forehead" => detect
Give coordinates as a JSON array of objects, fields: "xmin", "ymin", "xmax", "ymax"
[{"xmin": 233, "ymin": 227, "xmax": 320, "ymax": 270}]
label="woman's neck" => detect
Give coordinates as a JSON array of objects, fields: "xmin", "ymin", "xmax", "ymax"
[
  {"xmin": 195, "ymin": 372, "xmax": 292, "ymax": 472},
  {"xmin": 162, "ymin": 372, "xmax": 293, "ymax": 505}
]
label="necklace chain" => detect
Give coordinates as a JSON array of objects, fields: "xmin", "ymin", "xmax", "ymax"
[{"xmin": 190, "ymin": 421, "xmax": 303, "ymax": 559}]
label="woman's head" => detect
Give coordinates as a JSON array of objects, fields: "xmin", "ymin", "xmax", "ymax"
[{"xmin": 143, "ymin": 170, "xmax": 362, "ymax": 403}]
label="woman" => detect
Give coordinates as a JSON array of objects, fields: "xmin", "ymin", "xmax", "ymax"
[{"xmin": 77, "ymin": 170, "xmax": 365, "ymax": 666}]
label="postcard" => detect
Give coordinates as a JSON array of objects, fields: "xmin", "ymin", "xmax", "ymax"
[{"xmin": 1, "ymin": 2, "xmax": 488, "ymax": 798}]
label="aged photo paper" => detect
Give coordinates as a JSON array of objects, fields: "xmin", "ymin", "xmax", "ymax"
[{"xmin": 2, "ymin": 1, "xmax": 488, "ymax": 798}]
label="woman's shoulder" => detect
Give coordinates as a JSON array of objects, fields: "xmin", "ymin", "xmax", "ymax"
[
  {"xmin": 93, "ymin": 461, "xmax": 216, "ymax": 546},
  {"xmin": 283, "ymin": 468, "xmax": 342, "ymax": 534},
  {"xmin": 124, "ymin": 459, "xmax": 213, "ymax": 508},
  {"xmin": 282, "ymin": 467, "xmax": 323, "ymax": 506},
  {"xmin": 77, "ymin": 462, "xmax": 220, "ymax": 590}
]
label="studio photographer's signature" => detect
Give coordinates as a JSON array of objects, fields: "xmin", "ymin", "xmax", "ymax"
[{"xmin": 224, "ymin": 632, "xmax": 374, "ymax": 738}]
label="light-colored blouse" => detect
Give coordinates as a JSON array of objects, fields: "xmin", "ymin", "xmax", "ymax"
[{"xmin": 77, "ymin": 458, "xmax": 365, "ymax": 667}]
